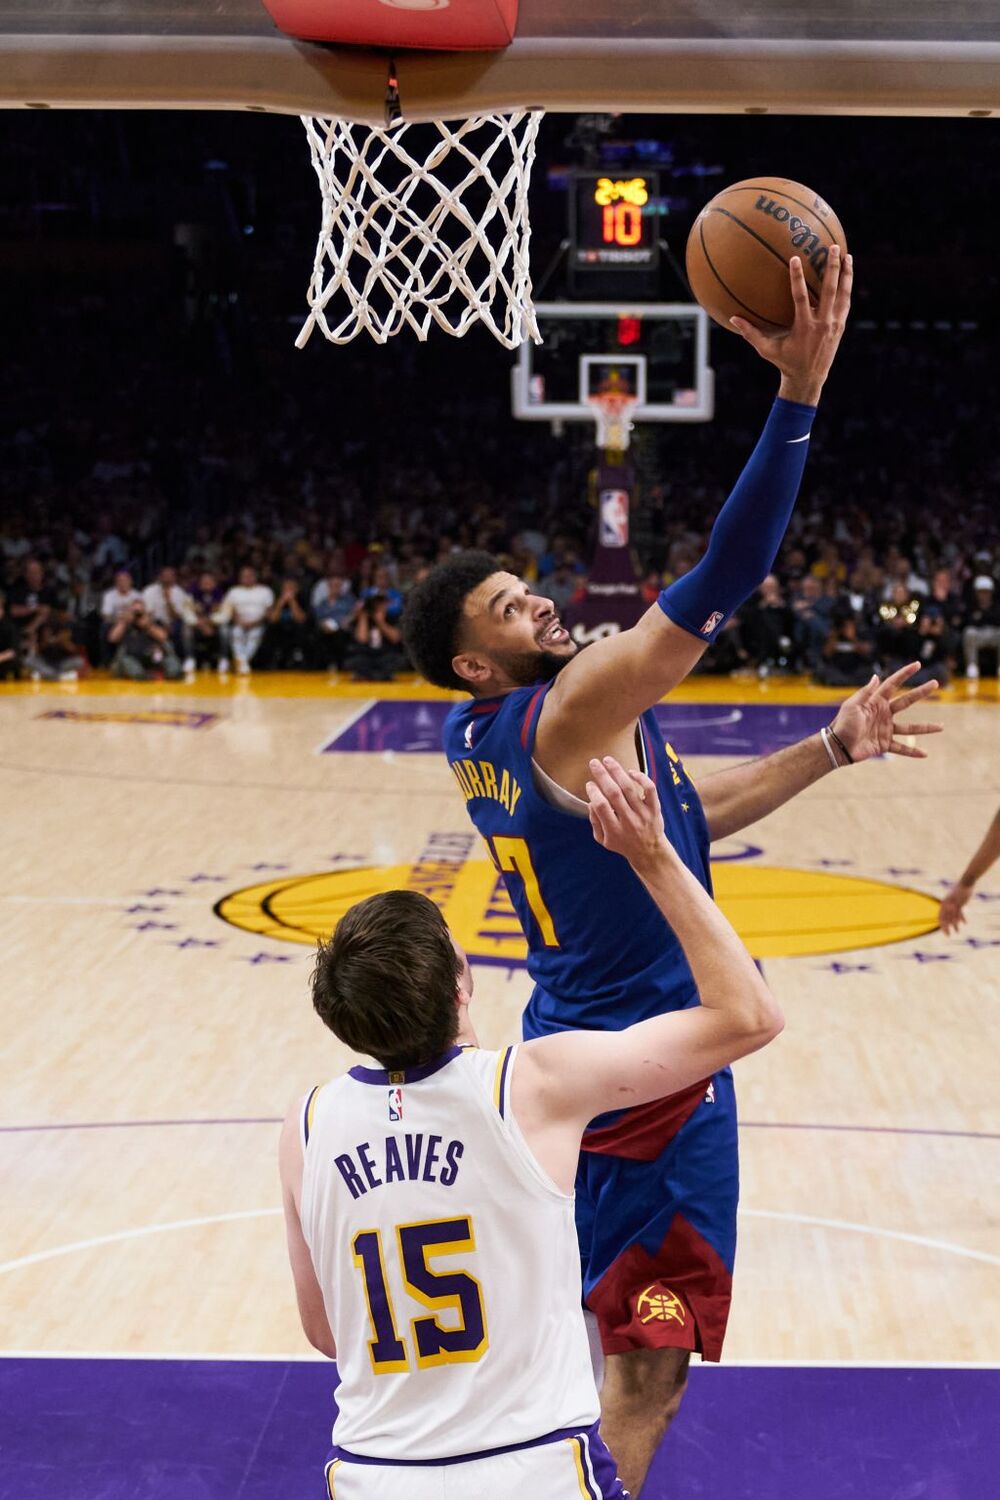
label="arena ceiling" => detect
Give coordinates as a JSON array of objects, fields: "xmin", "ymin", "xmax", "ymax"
[{"xmin": 0, "ymin": 2, "xmax": 998, "ymax": 117}]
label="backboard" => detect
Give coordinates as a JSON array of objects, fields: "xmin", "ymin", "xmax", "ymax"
[{"xmin": 511, "ymin": 302, "xmax": 714, "ymax": 427}]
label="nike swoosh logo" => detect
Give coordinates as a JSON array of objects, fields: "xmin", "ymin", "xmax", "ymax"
[{"xmin": 787, "ymin": 433, "xmax": 811, "ymax": 444}]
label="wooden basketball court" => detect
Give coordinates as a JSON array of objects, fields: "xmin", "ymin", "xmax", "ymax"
[{"xmin": 2, "ymin": 671, "xmax": 997, "ymax": 1371}]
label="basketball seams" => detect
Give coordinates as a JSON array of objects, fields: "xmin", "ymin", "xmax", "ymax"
[
  {"xmin": 695, "ymin": 220, "xmax": 787, "ymax": 332},
  {"xmin": 716, "ymin": 185, "xmax": 839, "ymax": 248}
]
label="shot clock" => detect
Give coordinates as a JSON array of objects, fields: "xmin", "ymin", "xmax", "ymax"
[{"xmin": 569, "ymin": 171, "xmax": 660, "ymax": 294}]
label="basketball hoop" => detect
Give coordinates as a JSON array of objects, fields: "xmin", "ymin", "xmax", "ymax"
[
  {"xmin": 586, "ymin": 389, "xmax": 639, "ymax": 455},
  {"xmin": 296, "ymin": 110, "xmax": 542, "ymax": 348}
]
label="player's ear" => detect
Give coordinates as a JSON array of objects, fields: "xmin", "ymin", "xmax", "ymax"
[{"xmin": 452, "ymin": 650, "xmax": 492, "ymax": 688}]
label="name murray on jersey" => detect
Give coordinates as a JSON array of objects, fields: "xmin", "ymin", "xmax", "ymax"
[
  {"xmin": 451, "ymin": 758, "xmax": 522, "ymax": 814},
  {"xmin": 335, "ymin": 1132, "xmax": 465, "ymax": 1200}
]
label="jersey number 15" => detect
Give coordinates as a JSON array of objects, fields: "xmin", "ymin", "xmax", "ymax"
[{"xmin": 352, "ymin": 1215, "xmax": 489, "ymax": 1373}]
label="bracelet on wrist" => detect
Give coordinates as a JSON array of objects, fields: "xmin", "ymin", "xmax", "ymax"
[
  {"xmin": 819, "ymin": 725, "xmax": 840, "ymax": 771},
  {"xmin": 827, "ymin": 724, "xmax": 854, "ymax": 765},
  {"xmin": 820, "ymin": 724, "xmax": 852, "ymax": 770}
]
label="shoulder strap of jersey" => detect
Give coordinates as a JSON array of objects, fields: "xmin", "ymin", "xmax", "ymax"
[
  {"xmin": 301, "ymin": 1084, "xmax": 321, "ymax": 1152},
  {"xmin": 491, "ymin": 1044, "xmax": 518, "ymax": 1119},
  {"xmin": 518, "ymin": 681, "xmax": 555, "ymax": 757}
]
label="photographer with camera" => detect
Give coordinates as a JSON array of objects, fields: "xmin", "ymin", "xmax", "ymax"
[
  {"xmin": 107, "ymin": 598, "xmax": 183, "ymax": 681},
  {"xmin": 345, "ymin": 565, "xmax": 405, "ymax": 682}
]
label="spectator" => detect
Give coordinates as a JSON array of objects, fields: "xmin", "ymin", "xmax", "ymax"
[
  {"xmin": 739, "ymin": 574, "xmax": 794, "ymax": 673},
  {"xmin": 962, "ymin": 576, "xmax": 1000, "ymax": 681},
  {"xmin": 790, "ymin": 574, "xmax": 833, "ymax": 672},
  {"xmin": 345, "ymin": 584, "xmax": 405, "ymax": 682},
  {"xmin": 538, "ymin": 554, "xmax": 582, "ymax": 615},
  {"xmin": 311, "ymin": 566, "xmax": 360, "ymax": 671},
  {"xmin": 261, "ymin": 574, "xmax": 312, "ymax": 670},
  {"xmin": 142, "ymin": 565, "xmax": 197, "ymax": 673},
  {"xmin": 188, "ymin": 569, "xmax": 226, "ymax": 669},
  {"xmin": 6, "ymin": 558, "xmax": 57, "ymax": 645},
  {"xmin": 810, "ymin": 541, "xmax": 847, "ymax": 585},
  {"xmin": 22, "ymin": 607, "xmax": 89, "ymax": 682},
  {"xmin": 882, "ymin": 555, "xmax": 929, "ymax": 599},
  {"xmin": 914, "ymin": 568, "xmax": 962, "ymax": 684},
  {"xmin": 814, "ymin": 605, "xmax": 875, "ymax": 688},
  {"xmin": 875, "ymin": 584, "xmax": 925, "ymax": 677},
  {"xmin": 107, "ymin": 600, "xmax": 183, "ymax": 681},
  {"xmin": 90, "ymin": 513, "xmax": 130, "ymax": 573},
  {"xmin": 215, "ymin": 565, "xmax": 274, "ymax": 675},
  {"xmin": 100, "ymin": 569, "xmax": 141, "ymax": 634},
  {"xmin": 0, "ymin": 592, "xmax": 19, "ymax": 680}
]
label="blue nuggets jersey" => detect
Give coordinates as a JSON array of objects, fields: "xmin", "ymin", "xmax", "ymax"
[{"xmin": 443, "ymin": 683, "xmax": 713, "ymax": 1037}]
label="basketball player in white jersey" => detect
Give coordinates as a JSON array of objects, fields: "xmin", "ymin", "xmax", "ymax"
[{"xmin": 280, "ymin": 756, "xmax": 784, "ymax": 1498}]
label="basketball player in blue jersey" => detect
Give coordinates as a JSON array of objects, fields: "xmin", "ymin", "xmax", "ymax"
[
  {"xmin": 402, "ymin": 251, "xmax": 942, "ymax": 1496},
  {"xmin": 280, "ymin": 757, "xmax": 784, "ymax": 1498}
]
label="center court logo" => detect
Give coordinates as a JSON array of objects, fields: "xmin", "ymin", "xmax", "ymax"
[
  {"xmin": 635, "ymin": 1284, "xmax": 686, "ymax": 1327},
  {"xmin": 212, "ymin": 836, "xmax": 941, "ymax": 965}
]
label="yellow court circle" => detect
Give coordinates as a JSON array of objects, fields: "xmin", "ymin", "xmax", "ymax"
[{"xmin": 215, "ymin": 861, "xmax": 940, "ymax": 963}]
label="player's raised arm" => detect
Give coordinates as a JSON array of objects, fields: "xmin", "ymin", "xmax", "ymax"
[
  {"xmin": 513, "ymin": 760, "xmax": 783, "ymax": 1155},
  {"xmin": 543, "ymin": 251, "xmax": 853, "ymax": 740}
]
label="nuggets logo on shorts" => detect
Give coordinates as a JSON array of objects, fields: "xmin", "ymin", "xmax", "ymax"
[{"xmin": 635, "ymin": 1284, "xmax": 686, "ymax": 1326}]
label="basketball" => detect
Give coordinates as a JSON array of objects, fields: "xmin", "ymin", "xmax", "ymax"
[{"xmin": 686, "ymin": 177, "xmax": 848, "ymax": 334}]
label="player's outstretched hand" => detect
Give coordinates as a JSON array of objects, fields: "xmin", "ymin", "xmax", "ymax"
[
  {"xmin": 586, "ymin": 756, "xmax": 669, "ymax": 871},
  {"xmin": 939, "ymin": 882, "xmax": 972, "ymax": 935},
  {"xmin": 829, "ymin": 662, "xmax": 943, "ymax": 763},
  {"xmin": 730, "ymin": 246, "xmax": 853, "ymax": 407}
]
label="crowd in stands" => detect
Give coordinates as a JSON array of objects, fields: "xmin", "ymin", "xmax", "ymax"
[
  {"xmin": 2, "ymin": 438, "xmax": 997, "ymax": 687},
  {"xmin": 2, "ymin": 323, "xmax": 998, "ymax": 687},
  {"xmin": 3, "ymin": 110, "xmax": 997, "ymax": 689}
]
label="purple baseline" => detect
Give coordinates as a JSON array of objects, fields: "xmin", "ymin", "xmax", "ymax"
[{"xmin": 0, "ymin": 1359, "xmax": 995, "ymax": 1500}]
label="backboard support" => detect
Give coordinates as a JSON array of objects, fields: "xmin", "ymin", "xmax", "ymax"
[{"xmin": 0, "ymin": 4, "xmax": 998, "ymax": 117}]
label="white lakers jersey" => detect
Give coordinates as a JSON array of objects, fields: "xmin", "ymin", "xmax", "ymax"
[{"xmin": 300, "ymin": 1043, "xmax": 599, "ymax": 1461}]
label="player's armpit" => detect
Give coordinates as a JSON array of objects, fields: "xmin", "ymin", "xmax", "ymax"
[
  {"xmin": 540, "ymin": 604, "xmax": 707, "ymax": 744},
  {"xmin": 514, "ymin": 1005, "xmax": 778, "ymax": 1167}
]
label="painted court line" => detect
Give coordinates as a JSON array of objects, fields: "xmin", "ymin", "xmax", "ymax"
[
  {"xmin": 0, "ymin": 1349, "xmax": 329, "ymax": 1363},
  {"xmin": 0, "ymin": 1350, "xmax": 996, "ymax": 1369},
  {"xmin": 0, "ymin": 1208, "xmax": 281, "ymax": 1276},
  {"xmin": 311, "ymin": 699, "xmax": 375, "ymax": 757},
  {"xmin": 2, "ymin": 1206, "xmax": 996, "ymax": 1278},
  {"xmin": 741, "ymin": 1209, "xmax": 1000, "ymax": 1265},
  {"xmin": 3, "ymin": 1117, "xmax": 996, "ymax": 1141}
]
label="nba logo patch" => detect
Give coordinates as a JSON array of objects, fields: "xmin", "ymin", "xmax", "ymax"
[
  {"xmin": 388, "ymin": 1087, "xmax": 403, "ymax": 1122},
  {"xmin": 700, "ymin": 610, "xmax": 724, "ymax": 636},
  {"xmin": 599, "ymin": 489, "xmax": 629, "ymax": 548}
]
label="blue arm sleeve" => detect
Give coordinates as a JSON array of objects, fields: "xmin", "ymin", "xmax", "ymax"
[{"xmin": 659, "ymin": 396, "xmax": 817, "ymax": 642}]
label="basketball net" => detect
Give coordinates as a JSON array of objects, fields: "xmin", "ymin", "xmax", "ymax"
[
  {"xmin": 296, "ymin": 111, "xmax": 542, "ymax": 348},
  {"xmin": 586, "ymin": 383, "xmax": 639, "ymax": 456}
]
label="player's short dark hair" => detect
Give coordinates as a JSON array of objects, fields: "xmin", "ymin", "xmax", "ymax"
[
  {"xmin": 311, "ymin": 890, "xmax": 462, "ymax": 1070},
  {"xmin": 402, "ymin": 550, "xmax": 500, "ymax": 690}
]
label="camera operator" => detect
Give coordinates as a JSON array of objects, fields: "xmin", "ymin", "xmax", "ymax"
[
  {"xmin": 107, "ymin": 599, "xmax": 183, "ymax": 681},
  {"xmin": 345, "ymin": 579, "xmax": 404, "ymax": 682}
]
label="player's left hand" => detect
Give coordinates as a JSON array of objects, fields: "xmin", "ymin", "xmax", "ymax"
[{"xmin": 830, "ymin": 662, "xmax": 943, "ymax": 763}]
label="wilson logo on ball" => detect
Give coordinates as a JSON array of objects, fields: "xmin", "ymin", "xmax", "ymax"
[{"xmin": 753, "ymin": 196, "xmax": 830, "ymax": 275}]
